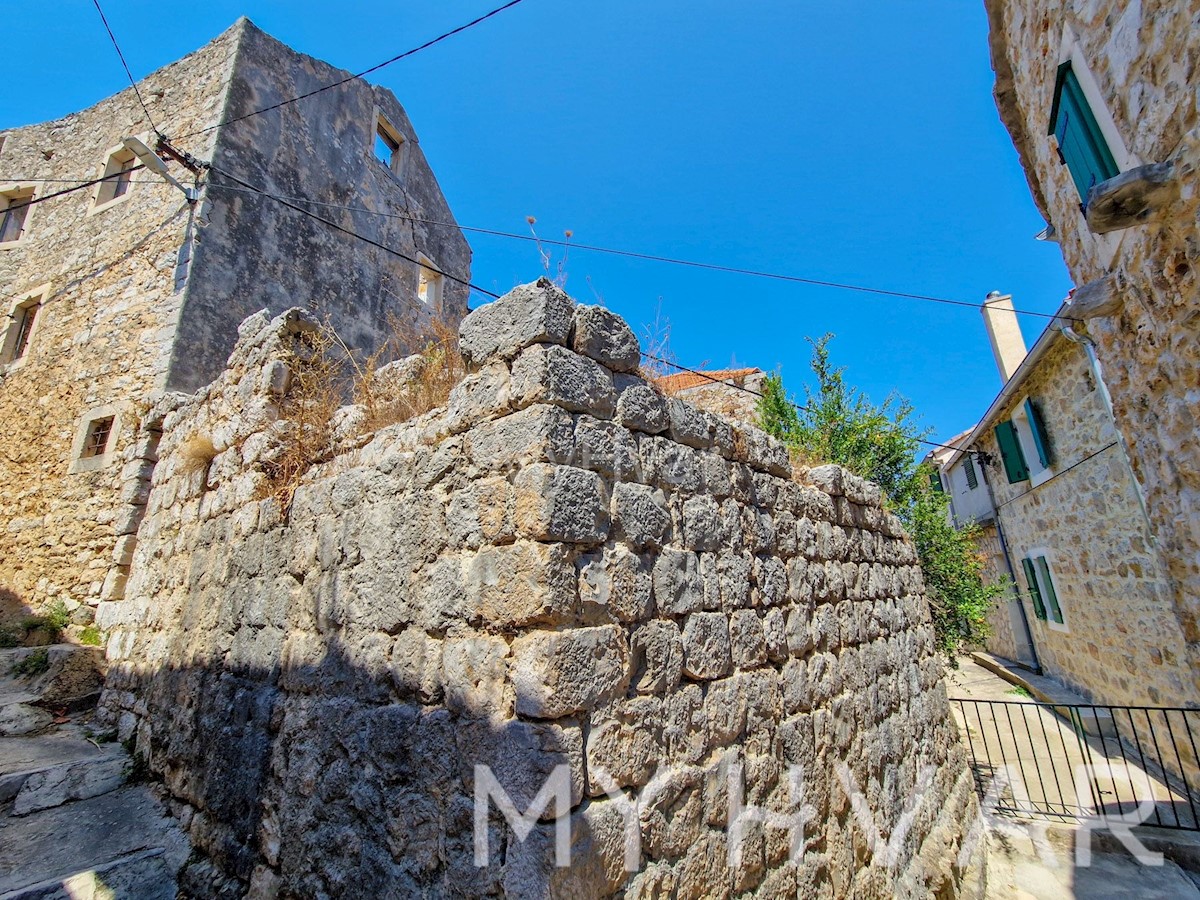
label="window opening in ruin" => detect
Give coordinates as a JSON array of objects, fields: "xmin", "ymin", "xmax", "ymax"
[
  {"xmin": 10, "ymin": 302, "xmax": 38, "ymax": 360},
  {"xmin": 82, "ymin": 416, "xmax": 115, "ymax": 458},
  {"xmin": 374, "ymin": 116, "xmax": 406, "ymax": 175},
  {"xmin": 94, "ymin": 149, "xmax": 138, "ymax": 208},
  {"xmin": 417, "ymin": 261, "xmax": 443, "ymax": 307},
  {"xmin": 0, "ymin": 190, "xmax": 33, "ymax": 243}
]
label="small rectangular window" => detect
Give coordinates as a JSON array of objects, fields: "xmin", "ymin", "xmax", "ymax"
[
  {"xmin": 374, "ymin": 116, "xmax": 405, "ymax": 174},
  {"xmin": 417, "ymin": 262, "xmax": 443, "ymax": 307},
  {"xmin": 81, "ymin": 416, "xmax": 115, "ymax": 458},
  {"xmin": 994, "ymin": 419, "xmax": 1029, "ymax": 484},
  {"xmin": 10, "ymin": 302, "xmax": 38, "ymax": 360},
  {"xmin": 0, "ymin": 190, "xmax": 33, "ymax": 243},
  {"xmin": 94, "ymin": 149, "xmax": 138, "ymax": 208},
  {"xmin": 1021, "ymin": 557, "xmax": 1047, "ymax": 621},
  {"xmin": 1049, "ymin": 63, "xmax": 1119, "ymax": 205}
]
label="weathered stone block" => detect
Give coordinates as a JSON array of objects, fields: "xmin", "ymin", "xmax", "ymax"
[
  {"xmin": 681, "ymin": 495, "xmax": 722, "ymax": 552},
  {"xmin": 577, "ymin": 545, "xmax": 653, "ymax": 623},
  {"xmin": 667, "ymin": 397, "xmax": 713, "ymax": 449},
  {"xmin": 586, "ymin": 696, "xmax": 663, "ymax": 793},
  {"xmin": 631, "ymin": 619, "xmax": 684, "ymax": 693},
  {"xmin": 729, "ymin": 609, "xmax": 767, "ymax": 669},
  {"xmin": 466, "ymin": 403, "xmax": 574, "ymax": 472},
  {"xmin": 615, "ymin": 380, "xmax": 669, "ymax": 434},
  {"xmin": 571, "ymin": 304, "xmax": 641, "ymax": 373},
  {"xmin": 514, "ymin": 463, "xmax": 610, "ymax": 544},
  {"xmin": 611, "ymin": 482, "xmax": 671, "ymax": 549},
  {"xmin": 458, "ymin": 279, "xmax": 574, "ymax": 367},
  {"xmin": 652, "ymin": 548, "xmax": 704, "ymax": 615},
  {"xmin": 511, "ymin": 626, "xmax": 629, "ymax": 718},
  {"xmin": 510, "ymin": 344, "xmax": 617, "ymax": 417},
  {"xmin": 464, "ymin": 541, "xmax": 577, "ymax": 626},
  {"xmin": 441, "ymin": 633, "xmax": 511, "ymax": 716},
  {"xmin": 681, "ymin": 612, "xmax": 732, "ymax": 680}
]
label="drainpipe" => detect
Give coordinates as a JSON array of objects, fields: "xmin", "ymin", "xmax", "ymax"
[
  {"xmin": 1059, "ymin": 325, "xmax": 1156, "ymax": 541},
  {"xmin": 977, "ymin": 451, "xmax": 1042, "ymax": 674}
]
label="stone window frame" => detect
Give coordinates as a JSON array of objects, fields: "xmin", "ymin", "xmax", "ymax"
[
  {"xmin": 416, "ymin": 254, "xmax": 444, "ymax": 310},
  {"xmin": 1, "ymin": 282, "xmax": 50, "ymax": 370},
  {"xmin": 372, "ymin": 112, "xmax": 407, "ymax": 180},
  {"xmin": 0, "ymin": 183, "xmax": 37, "ymax": 249},
  {"xmin": 1011, "ymin": 395, "xmax": 1054, "ymax": 489},
  {"xmin": 1027, "ymin": 547, "xmax": 1068, "ymax": 634},
  {"xmin": 68, "ymin": 404, "xmax": 123, "ymax": 475},
  {"xmin": 89, "ymin": 141, "xmax": 141, "ymax": 215}
]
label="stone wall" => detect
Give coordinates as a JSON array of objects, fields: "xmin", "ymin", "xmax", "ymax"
[
  {"xmin": 97, "ymin": 281, "xmax": 981, "ymax": 898},
  {"xmin": 975, "ymin": 335, "xmax": 1187, "ymax": 706},
  {"xmin": 984, "ymin": 0, "xmax": 1200, "ymax": 693}
]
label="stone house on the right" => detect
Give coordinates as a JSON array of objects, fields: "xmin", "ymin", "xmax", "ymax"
[{"xmin": 984, "ymin": 1, "xmax": 1200, "ymax": 697}]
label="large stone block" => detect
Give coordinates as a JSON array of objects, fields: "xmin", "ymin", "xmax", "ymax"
[
  {"xmin": 514, "ymin": 463, "xmax": 610, "ymax": 544},
  {"xmin": 511, "ymin": 626, "xmax": 630, "ymax": 718},
  {"xmin": 578, "ymin": 545, "xmax": 653, "ymax": 623},
  {"xmin": 458, "ymin": 279, "xmax": 574, "ymax": 368},
  {"xmin": 464, "ymin": 541, "xmax": 578, "ymax": 626},
  {"xmin": 652, "ymin": 548, "xmax": 704, "ymax": 615},
  {"xmin": 681, "ymin": 612, "xmax": 732, "ymax": 680},
  {"xmin": 466, "ymin": 403, "xmax": 574, "ymax": 472},
  {"xmin": 611, "ymin": 482, "xmax": 671, "ymax": 549},
  {"xmin": 630, "ymin": 618, "xmax": 684, "ymax": 694},
  {"xmin": 615, "ymin": 380, "xmax": 669, "ymax": 434},
  {"xmin": 510, "ymin": 344, "xmax": 617, "ymax": 417},
  {"xmin": 571, "ymin": 304, "xmax": 641, "ymax": 373}
]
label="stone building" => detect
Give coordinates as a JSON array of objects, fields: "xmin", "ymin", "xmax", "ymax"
[
  {"xmin": 657, "ymin": 367, "xmax": 766, "ymax": 425},
  {"xmin": 0, "ymin": 19, "xmax": 471, "ymax": 617},
  {"xmin": 930, "ymin": 293, "xmax": 1189, "ymax": 708},
  {"xmin": 96, "ymin": 281, "xmax": 983, "ymax": 898},
  {"xmin": 983, "ymin": 0, "xmax": 1200, "ymax": 696}
]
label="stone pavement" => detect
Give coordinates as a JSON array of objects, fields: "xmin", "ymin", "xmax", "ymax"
[
  {"xmin": 0, "ymin": 645, "xmax": 186, "ymax": 898},
  {"xmin": 948, "ymin": 657, "xmax": 1200, "ymax": 898}
]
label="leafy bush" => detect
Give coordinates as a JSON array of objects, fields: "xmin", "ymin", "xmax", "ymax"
[
  {"xmin": 757, "ymin": 336, "xmax": 1004, "ymax": 659},
  {"xmin": 79, "ymin": 625, "xmax": 104, "ymax": 647},
  {"xmin": 10, "ymin": 648, "xmax": 50, "ymax": 677}
]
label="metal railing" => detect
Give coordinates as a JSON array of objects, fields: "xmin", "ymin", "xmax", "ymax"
[{"xmin": 951, "ymin": 697, "xmax": 1200, "ymax": 831}]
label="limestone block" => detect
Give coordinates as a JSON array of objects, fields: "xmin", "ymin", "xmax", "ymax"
[
  {"xmin": 390, "ymin": 628, "xmax": 442, "ymax": 703},
  {"xmin": 652, "ymin": 548, "xmax": 704, "ymax": 615},
  {"xmin": 704, "ymin": 675, "xmax": 747, "ymax": 749},
  {"xmin": 729, "ymin": 609, "xmax": 767, "ymax": 670},
  {"xmin": 681, "ymin": 612, "xmax": 732, "ymax": 680},
  {"xmin": 441, "ymin": 633, "xmax": 511, "ymax": 716},
  {"xmin": 578, "ymin": 545, "xmax": 653, "ymax": 623},
  {"xmin": 465, "ymin": 541, "xmax": 577, "ymax": 627},
  {"xmin": 667, "ymin": 398, "xmax": 713, "ymax": 449},
  {"xmin": 631, "ymin": 619, "xmax": 684, "ymax": 693},
  {"xmin": 458, "ymin": 279, "xmax": 574, "ymax": 368},
  {"xmin": 511, "ymin": 625, "xmax": 629, "ymax": 718},
  {"xmin": 573, "ymin": 415, "xmax": 638, "ymax": 480},
  {"xmin": 571, "ymin": 304, "xmax": 641, "ymax": 373},
  {"xmin": 755, "ymin": 556, "xmax": 788, "ymax": 607},
  {"xmin": 446, "ymin": 360, "xmax": 512, "ymax": 426},
  {"xmin": 615, "ymin": 380, "xmax": 669, "ymax": 435},
  {"xmin": 637, "ymin": 436, "xmax": 702, "ymax": 494},
  {"xmin": 805, "ymin": 464, "xmax": 844, "ymax": 497},
  {"xmin": 510, "ymin": 344, "xmax": 617, "ymax": 417},
  {"xmin": 500, "ymin": 798, "xmax": 628, "ymax": 898},
  {"xmin": 717, "ymin": 552, "xmax": 752, "ymax": 609},
  {"xmin": 785, "ymin": 607, "xmax": 815, "ymax": 657},
  {"xmin": 700, "ymin": 452, "xmax": 733, "ymax": 498},
  {"xmin": 112, "ymin": 534, "xmax": 138, "ymax": 567},
  {"xmin": 638, "ymin": 766, "xmax": 705, "ymax": 860},
  {"xmin": 465, "ymin": 717, "xmax": 584, "ymax": 815},
  {"xmin": 612, "ymin": 482, "xmax": 671, "ymax": 549},
  {"xmin": 514, "ymin": 463, "xmax": 610, "ymax": 544},
  {"xmin": 681, "ymin": 495, "xmax": 722, "ymax": 552},
  {"xmin": 466, "ymin": 403, "xmax": 574, "ymax": 472},
  {"xmin": 586, "ymin": 695, "xmax": 663, "ymax": 793},
  {"xmin": 762, "ymin": 608, "xmax": 788, "ymax": 663}
]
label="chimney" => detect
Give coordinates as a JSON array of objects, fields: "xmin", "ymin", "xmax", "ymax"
[{"xmin": 981, "ymin": 291, "xmax": 1027, "ymax": 382}]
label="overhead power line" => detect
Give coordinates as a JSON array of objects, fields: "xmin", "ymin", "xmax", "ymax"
[
  {"xmin": 91, "ymin": 0, "xmax": 160, "ymax": 134},
  {"xmin": 0, "ymin": 167, "xmax": 146, "ymax": 213},
  {"xmin": 175, "ymin": 0, "xmax": 528, "ymax": 140}
]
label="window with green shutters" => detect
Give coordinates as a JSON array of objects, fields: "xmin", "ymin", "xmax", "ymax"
[
  {"xmin": 1021, "ymin": 555, "xmax": 1064, "ymax": 626},
  {"xmin": 1049, "ymin": 63, "xmax": 1120, "ymax": 206},
  {"xmin": 1023, "ymin": 399, "xmax": 1052, "ymax": 469},
  {"xmin": 1021, "ymin": 558, "xmax": 1047, "ymax": 620},
  {"xmin": 1034, "ymin": 556, "xmax": 1064, "ymax": 624},
  {"xmin": 963, "ymin": 455, "xmax": 979, "ymax": 490},
  {"xmin": 994, "ymin": 420, "xmax": 1029, "ymax": 484}
]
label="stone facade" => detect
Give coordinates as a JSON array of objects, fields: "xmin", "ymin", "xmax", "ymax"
[
  {"xmin": 968, "ymin": 334, "xmax": 1188, "ymax": 707},
  {"xmin": 657, "ymin": 368, "xmax": 767, "ymax": 426},
  {"xmin": 985, "ymin": 0, "xmax": 1200, "ymax": 691},
  {"xmin": 96, "ymin": 282, "xmax": 981, "ymax": 898},
  {"xmin": 0, "ymin": 19, "xmax": 470, "ymax": 617}
]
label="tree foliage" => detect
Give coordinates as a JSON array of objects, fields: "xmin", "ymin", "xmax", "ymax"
[{"xmin": 757, "ymin": 335, "xmax": 1002, "ymax": 658}]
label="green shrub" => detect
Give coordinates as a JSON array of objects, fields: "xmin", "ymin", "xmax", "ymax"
[
  {"xmin": 79, "ymin": 625, "xmax": 104, "ymax": 647},
  {"xmin": 10, "ymin": 648, "xmax": 50, "ymax": 677},
  {"xmin": 0, "ymin": 626, "xmax": 20, "ymax": 648}
]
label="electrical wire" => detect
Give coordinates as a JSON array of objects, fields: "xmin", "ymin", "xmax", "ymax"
[
  {"xmin": 207, "ymin": 165, "xmax": 499, "ymax": 300},
  {"xmin": 994, "ymin": 441, "xmax": 1118, "ymax": 510},
  {"xmin": 91, "ymin": 0, "xmax": 159, "ymax": 135},
  {"xmin": 198, "ymin": 182, "xmax": 1074, "ymax": 323},
  {"xmin": 174, "ymin": 0, "xmax": 528, "ymax": 140},
  {"xmin": 0, "ymin": 167, "xmax": 146, "ymax": 213}
]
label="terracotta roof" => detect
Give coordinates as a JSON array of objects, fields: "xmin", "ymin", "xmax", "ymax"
[{"xmin": 655, "ymin": 367, "xmax": 762, "ymax": 394}]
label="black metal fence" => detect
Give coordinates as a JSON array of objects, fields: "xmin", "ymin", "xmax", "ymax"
[{"xmin": 951, "ymin": 697, "xmax": 1200, "ymax": 831}]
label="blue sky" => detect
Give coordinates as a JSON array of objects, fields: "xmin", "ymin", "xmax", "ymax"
[{"xmin": 2, "ymin": 1, "xmax": 1073, "ymax": 445}]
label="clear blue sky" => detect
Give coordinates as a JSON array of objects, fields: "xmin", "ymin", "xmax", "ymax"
[{"xmin": 2, "ymin": 1, "xmax": 1073, "ymax": 445}]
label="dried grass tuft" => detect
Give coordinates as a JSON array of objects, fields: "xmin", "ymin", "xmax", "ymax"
[{"xmin": 179, "ymin": 434, "xmax": 218, "ymax": 476}]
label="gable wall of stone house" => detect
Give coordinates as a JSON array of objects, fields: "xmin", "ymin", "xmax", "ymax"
[
  {"xmin": 95, "ymin": 282, "xmax": 981, "ymax": 899},
  {"xmin": 0, "ymin": 20, "xmax": 471, "ymax": 616},
  {"xmin": 984, "ymin": 0, "xmax": 1200, "ymax": 684},
  {"xmin": 974, "ymin": 335, "xmax": 1186, "ymax": 707},
  {"xmin": 0, "ymin": 26, "xmax": 240, "ymax": 614}
]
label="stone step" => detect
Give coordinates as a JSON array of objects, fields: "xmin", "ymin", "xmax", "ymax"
[
  {"xmin": 8, "ymin": 751, "xmax": 128, "ymax": 817},
  {"xmin": 0, "ymin": 732, "xmax": 123, "ymax": 805},
  {"xmin": 0, "ymin": 785, "xmax": 189, "ymax": 897}
]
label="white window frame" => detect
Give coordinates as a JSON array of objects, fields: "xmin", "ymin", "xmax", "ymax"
[
  {"xmin": 69, "ymin": 404, "xmax": 122, "ymax": 474},
  {"xmin": 1012, "ymin": 396, "xmax": 1054, "ymax": 488},
  {"xmin": 89, "ymin": 143, "xmax": 140, "ymax": 214},
  {"xmin": 1028, "ymin": 546, "xmax": 1068, "ymax": 633},
  {"xmin": 2, "ymin": 283, "xmax": 49, "ymax": 369},
  {"xmin": 416, "ymin": 255, "xmax": 443, "ymax": 308},
  {"xmin": 0, "ymin": 183, "xmax": 36, "ymax": 248},
  {"xmin": 372, "ymin": 113, "xmax": 407, "ymax": 178}
]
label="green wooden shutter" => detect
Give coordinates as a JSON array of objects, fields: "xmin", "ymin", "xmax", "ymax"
[
  {"xmin": 928, "ymin": 469, "xmax": 944, "ymax": 493},
  {"xmin": 964, "ymin": 455, "xmax": 979, "ymax": 490},
  {"xmin": 1024, "ymin": 399, "xmax": 1051, "ymax": 469},
  {"xmin": 1022, "ymin": 557, "xmax": 1047, "ymax": 620},
  {"xmin": 1035, "ymin": 556, "xmax": 1063, "ymax": 624},
  {"xmin": 1050, "ymin": 64, "xmax": 1120, "ymax": 204},
  {"xmin": 995, "ymin": 420, "xmax": 1029, "ymax": 483}
]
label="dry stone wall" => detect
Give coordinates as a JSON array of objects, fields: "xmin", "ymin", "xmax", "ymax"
[{"xmin": 97, "ymin": 281, "xmax": 981, "ymax": 898}]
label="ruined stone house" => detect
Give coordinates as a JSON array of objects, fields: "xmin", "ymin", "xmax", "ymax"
[
  {"xmin": 928, "ymin": 292, "xmax": 1188, "ymax": 711},
  {"xmin": 984, "ymin": 0, "xmax": 1200, "ymax": 699},
  {"xmin": 656, "ymin": 367, "xmax": 767, "ymax": 425},
  {"xmin": 0, "ymin": 19, "xmax": 471, "ymax": 616}
]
